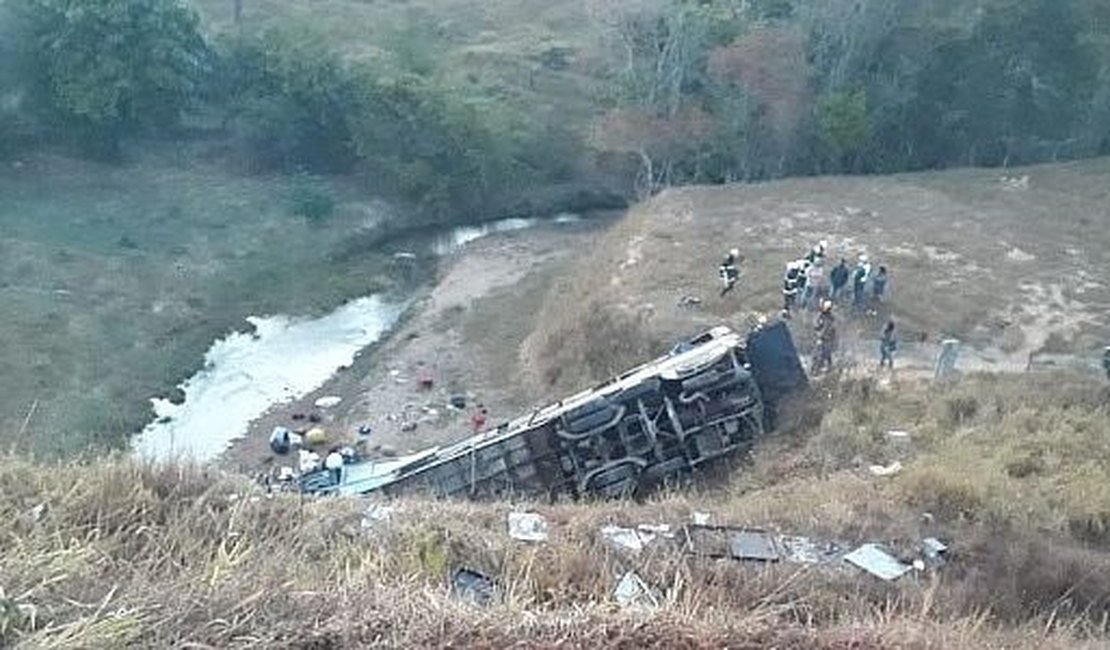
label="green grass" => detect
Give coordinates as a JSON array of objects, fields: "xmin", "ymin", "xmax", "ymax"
[{"xmin": 0, "ymin": 150, "xmax": 403, "ymax": 456}]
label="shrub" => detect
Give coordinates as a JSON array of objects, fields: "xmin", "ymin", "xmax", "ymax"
[{"xmin": 288, "ymin": 173, "xmax": 336, "ymax": 223}]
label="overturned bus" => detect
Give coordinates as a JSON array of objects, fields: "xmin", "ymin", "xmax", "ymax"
[{"xmin": 308, "ymin": 321, "xmax": 806, "ymax": 499}]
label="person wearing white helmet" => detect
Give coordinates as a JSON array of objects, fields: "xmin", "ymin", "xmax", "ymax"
[
  {"xmin": 718, "ymin": 248, "xmax": 741, "ymax": 296},
  {"xmin": 782, "ymin": 260, "xmax": 802, "ymax": 316},
  {"xmin": 813, "ymin": 299, "xmax": 837, "ymax": 373},
  {"xmin": 852, "ymin": 253, "xmax": 871, "ymax": 312}
]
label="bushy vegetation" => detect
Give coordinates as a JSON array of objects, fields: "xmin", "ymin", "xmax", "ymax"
[{"xmin": 6, "ymin": 0, "xmax": 1110, "ymax": 208}]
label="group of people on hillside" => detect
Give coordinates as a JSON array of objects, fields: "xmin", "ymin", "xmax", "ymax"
[
  {"xmin": 716, "ymin": 240, "xmax": 898, "ymax": 373},
  {"xmin": 780, "ymin": 243, "xmax": 890, "ymax": 318}
]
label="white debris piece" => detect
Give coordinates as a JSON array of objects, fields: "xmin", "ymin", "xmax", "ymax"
[
  {"xmin": 868, "ymin": 461, "xmax": 903, "ymax": 477},
  {"xmin": 360, "ymin": 504, "xmax": 397, "ymax": 532},
  {"xmin": 507, "ymin": 512, "xmax": 549, "ymax": 542},
  {"xmin": 886, "ymin": 430, "xmax": 911, "ymax": 441},
  {"xmin": 600, "ymin": 525, "xmax": 660, "ymax": 554},
  {"xmin": 691, "ymin": 511, "xmax": 712, "ymax": 526},
  {"xmin": 298, "ymin": 449, "xmax": 321, "ymax": 473},
  {"xmin": 613, "ymin": 571, "xmax": 659, "ymax": 609},
  {"xmin": 314, "ymin": 395, "xmax": 342, "ymax": 408},
  {"xmin": 844, "ymin": 543, "xmax": 912, "ymax": 581}
]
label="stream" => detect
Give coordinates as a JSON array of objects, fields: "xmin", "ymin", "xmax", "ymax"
[{"xmin": 131, "ymin": 214, "xmax": 581, "ymax": 461}]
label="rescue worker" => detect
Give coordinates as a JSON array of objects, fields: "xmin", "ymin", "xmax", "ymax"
[
  {"xmin": 719, "ymin": 248, "xmax": 741, "ymax": 296},
  {"xmin": 830, "ymin": 258, "xmax": 850, "ymax": 302},
  {"xmin": 782, "ymin": 261, "xmax": 802, "ymax": 316},
  {"xmin": 852, "ymin": 254, "xmax": 871, "ymax": 311},
  {"xmin": 805, "ymin": 240, "xmax": 828, "ymax": 266},
  {"xmin": 813, "ymin": 299, "xmax": 837, "ymax": 373},
  {"xmin": 880, "ymin": 320, "xmax": 897, "ymax": 369}
]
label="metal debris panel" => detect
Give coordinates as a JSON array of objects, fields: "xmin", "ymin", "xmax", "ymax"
[{"xmin": 844, "ymin": 543, "xmax": 912, "ymax": 581}]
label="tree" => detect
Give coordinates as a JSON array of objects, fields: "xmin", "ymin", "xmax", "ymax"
[
  {"xmin": 708, "ymin": 25, "xmax": 811, "ymax": 177},
  {"xmin": 591, "ymin": 106, "xmax": 714, "ymax": 197},
  {"xmin": 215, "ymin": 29, "xmax": 361, "ymax": 173},
  {"xmin": 14, "ymin": 0, "xmax": 211, "ymax": 153},
  {"xmin": 817, "ymin": 89, "xmax": 868, "ymax": 171}
]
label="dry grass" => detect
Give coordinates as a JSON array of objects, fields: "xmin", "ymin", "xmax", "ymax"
[
  {"xmin": 2, "ymin": 374, "xmax": 1109, "ymax": 648},
  {"xmin": 523, "ymin": 159, "xmax": 1110, "ymax": 394}
]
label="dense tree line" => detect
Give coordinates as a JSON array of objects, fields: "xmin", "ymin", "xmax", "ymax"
[
  {"xmin": 592, "ymin": 0, "xmax": 1110, "ymax": 194},
  {"xmin": 0, "ymin": 0, "xmax": 563, "ymax": 216},
  {"xmin": 1, "ymin": 0, "xmax": 1109, "ymax": 208}
]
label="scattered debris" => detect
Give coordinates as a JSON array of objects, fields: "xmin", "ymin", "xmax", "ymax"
[
  {"xmin": 26, "ymin": 502, "xmax": 48, "ymax": 523},
  {"xmin": 451, "ymin": 568, "xmax": 496, "ymax": 605},
  {"xmin": 691, "ymin": 512, "xmax": 712, "ymax": 526},
  {"xmin": 305, "ymin": 427, "xmax": 329, "ymax": 446},
  {"xmin": 400, "ymin": 421, "xmax": 418, "ymax": 433},
  {"xmin": 600, "ymin": 525, "xmax": 669, "ymax": 555},
  {"xmin": 360, "ymin": 503, "xmax": 396, "ymax": 530},
  {"xmin": 314, "ymin": 395, "xmax": 342, "ymax": 408},
  {"xmin": 613, "ymin": 571, "xmax": 659, "ymax": 609},
  {"xmin": 298, "ymin": 450, "xmax": 321, "ymax": 473},
  {"xmin": 921, "ymin": 537, "xmax": 949, "ymax": 567},
  {"xmin": 778, "ymin": 535, "xmax": 844, "ymax": 564},
  {"xmin": 844, "ymin": 543, "xmax": 912, "ymax": 581},
  {"xmin": 868, "ymin": 460, "xmax": 903, "ymax": 477},
  {"xmin": 507, "ymin": 512, "xmax": 549, "ymax": 542},
  {"xmin": 1000, "ymin": 174, "xmax": 1030, "ymax": 190},
  {"xmin": 678, "ymin": 294, "xmax": 702, "ymax": 308},
  {"xmin": 886, "ymin": 430, "xmax": 911, "ymax": 441},
  {"xmin": 730, "ymin": 530, "xmax": 781, "ymax": 561}
]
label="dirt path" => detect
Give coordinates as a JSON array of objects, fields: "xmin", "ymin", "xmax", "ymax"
[{"xmin": 221, "ymin": 220, "xmax": 609, "ymax": 472}]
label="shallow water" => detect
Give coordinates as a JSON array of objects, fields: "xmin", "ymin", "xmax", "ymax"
[
  {"xmin": 133, "ymin": 215, "xmax": 582, "ymax": 461},
  {"xmin": 132, "ymin": 296, "xmax": 405, "ymax": 460}
]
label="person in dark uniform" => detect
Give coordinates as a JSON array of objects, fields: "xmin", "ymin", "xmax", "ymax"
[
  {"xmin": 719, "ymin": 248, "xmax": 741, "ymax": 296},
  {"xmin": 782, "ymin": 261, "xmax": 802, "ymax": 316},
  {"xmin": 830, "ymin": 258, "xmax": 849, "ymax": 302},
  {"xmin": 1103, "ymin": 345, "xmax": 1110, "ymax": 380},
  {"xmin": 880, "ymin": 320, "xmax": 897, "ymax": 369}
]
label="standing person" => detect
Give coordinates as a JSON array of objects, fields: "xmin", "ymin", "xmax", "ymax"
[
  {"xmin": 718, "ymin": 248, "xmax": 741, "ymax": 296},
  {"xmin": 1103, "ymin": 346, "xmax": 1110, "ymax": 380},
  {"xmin": 471, "ymin": 404, "xmax": 489, "ymax": 433},
  {"xmin": 852, "ymin": 254, "xmax": 871, "ymax": 312},
  {"xmin": 813, "ymin": 300, "xmax": 837, "ymax": 374},
  {"xmin": 324, "ymin": 448, "xmax": 344, "ymax": 485},
  {"xmin": 871, "ymin": 265, "xmax": 889, "ymax": 306},
  {"xmin": 805, "ymin": 240, "xmax": 828, "ymax": 266},
  {"xmin": 880, "ymin": 320, "xmax": 897, "ymax": 369},
  {"xmin": 804, "ymin": 259, "xmax": 825, "ymax": 310},
  {"xmin": 830, "ymin": 258, "xmax": 850, "ymax": 303},
  {"xmin": 782, "ymin": 262, "xmax": 801, "ymax": 316}
]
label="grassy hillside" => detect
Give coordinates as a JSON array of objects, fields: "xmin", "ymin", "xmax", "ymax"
[
  {"xmin": 524, "ymin": 158, "xmax": 1110, "ymax": 392},
  {"xmin": 0, "ymin": 151, "xmax": 404, "ymax": 456},
  {"xmin": 1, "ymin": 373, "xmax": 1108, "ymax": 647}
]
